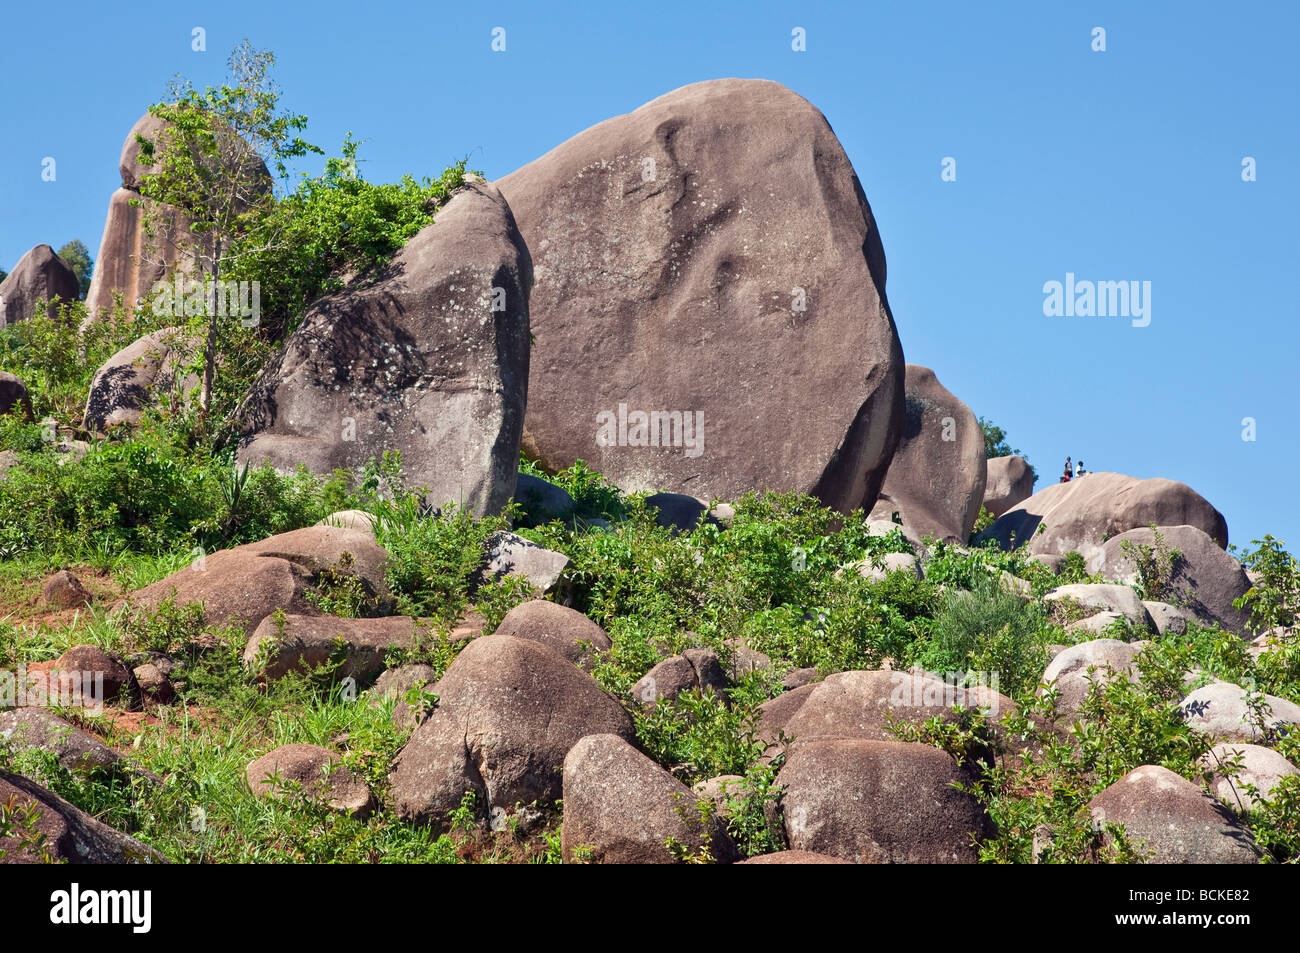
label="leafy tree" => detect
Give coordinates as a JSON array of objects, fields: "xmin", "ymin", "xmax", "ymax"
[
  {"xmin": 55, "ymin": 240, "xmax": 93, "ymax": 298},
  {"xmin": 133, "ymin": 39, "xmax": 320, "ymax": 428},
  {"xmin": 0, "ymin": 266, "xmax": 7, "ymax": 283},
  {"xmin": 227, "ymin": 135, "xmax": 469, "ymax": 338}
]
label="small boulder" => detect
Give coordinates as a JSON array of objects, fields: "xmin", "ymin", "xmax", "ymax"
[
  {"xmin": 1177, "ymin": 681, "xmax": 1300, "ymax": 742},
  {"xmin": 244, "ymin": 614, "xmax": 421, "ymax": 683},
  {"xmin": 983, "ymin": 455, "xmax": 1035, "ymax": 518},
  {"xmin": 50, "ymin": 645, "xmax": 132, "ymax": 707},
  {"xmin": 1143, "ymin": 601, "xmax": 1191, "ymax": 636},
  {"xmin": 853, "ymin": 551, "xmax": 922, "ymax": 583},
  {"xmin": 480, "ymin": 531, "xmax": 570, "ymax": 595},
  {"xmin": 631, "ymin": 648, "xmax": 727, "ymax": 706},
  {"xmin": 1040, "ymin": 638, "xmax": 1146, "ymax": 721},
  {"xmin": 1201, "ymin": 743, "xmax": 1300, "ymax": 813},
  {"xmin": 245, "ymin": 743, "xmax": 374, "ymax": 817},
  {"xmin": 561, "ymin": 733, "xmax": 738, "ymax": 863},
  {"xmin": 0, "ymin": 708, "xmax": 121, "ymax": 774},
  {"xmin": 132, "ymin": 663, "xmax": 175, "ymax": 705},
  {"xmin": 390, "ymin": 635, "xmax": 634, "ymax": 826},
  {"xmin": 0, "ymin": 372, "xmax": 34, "ymax": 421},
  {"xmin": 1043, "ymin": 583, "xmax": 1152, "ymax": 629},
  {"xmin": 368, "ymin": 663, "xmax": 438, "ymax": 728},
  {"xmin": 39, "ymin": 570, "xmax": 92, "ymax": 609},
  {"xmin": 83, "ymin": 327, "xmax": 198, "ymax": 432},
  {"xmin": 1086, "ymin": 765, "xmax": 1260, "ymax": 863},
  {"xmin": 645, "ymin": 493, "xmax": 707, "ymax": 534},
  {"xmin": 513, "ymin": 473, "xmax": 576, "ymax": 525}
]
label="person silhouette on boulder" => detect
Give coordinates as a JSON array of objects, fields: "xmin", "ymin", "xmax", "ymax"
[{"xmin": 1060, "ymin": 456, "xmax": 1073, "ymax": 483}]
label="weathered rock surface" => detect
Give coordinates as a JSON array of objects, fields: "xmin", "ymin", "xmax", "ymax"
[
  {"xmin": 777, "ymin": 739, "xmax": 990, "ymax": 863},
  {"xmin": 368, "ymin": 663, "xmax": 438, "ymax": 727},
  {"xmin": 773, "ymin": 669, "xmax": 1013, "ymax": 756},
  {"xmin": 490, "ymin": 600, "xmax": 611, "ymax": 669},
  {"xmin": 0, "ymin": 244, "xmax": 79, "ymax": 326},
  {"xmin": 0, "ymin": 373, "xmax": 33, "ymax": 421},
  {"xmin": 1092, "ymin": 525, "xmax": 1252, "ymax": 633},
  {"xmin": 737, "ymin": 850, "xmax": 854, "ymax": 864},
  {"xmin": 0, "ymin": 771, "xmax": 165, "ymax": 863},
  {"xmin": 390, "ymin": 635, "xmax": 634, "ymax": 826},
  {"xmin": 236, "ymin": 178, "xmax": 532, "ymax": 517},
  {"xmin": 243, "ymin": 614, "xmax": 421, "ymax": 683},
  {"xmin": 127, "ymin": 525, "xmax": 388, "ymax": 637},
  {"xmin": 1087, "ymin": 765, "xmax": 1260, "ymax": 863},
  {"xmin": 1201, "ymin": 743, "xmax": 1300, "ymax": 813},
  {"xmin": 1177, "ymin": 681, "xmax": 1300, "ymax": 742},
  {"xmin": 977, "ymin": 472, "xmax": 1229, "ymax": 564},
  {"xmin": 39, "ymin": 570, "xmax": 92, "ymax": 609},
  {"xmin": 1043, "ymin": 583, "xmax": 1152, "ymax": 629},
  {"xmin": 0, "ymin": 709, "xmax": 121, "ymax": 774},
  {"xmin": 245, "ymin": 743, "xmax": 374, "ymax": 816},
  {"xmin": 983, "ymin": 455, "xmax": 1035, "ymax": 518},
  {"xmin": 479, "ymin": 531, "xmax": 569, "ymax": 594},
  {"xmin": 561, "ymin": 733, "xmax": 738, "ymax": 863},
  {"xmin": 83, "ymin": 327, "xmax": 198, "ymax": 431},
  {"xmin": 1040, "ymin": 638, "xmax": 1147, "ymax": 721},
  {"xmin": 869, "ymin": 364, "xmax": 987, "ymax": 543},
  {"xmin": 630, "ymin": 648, "xmax": 727, "ymax": 706},
  {"xmin": 498, "ymin": 79, "xmax": 904, "ymax": 513}
]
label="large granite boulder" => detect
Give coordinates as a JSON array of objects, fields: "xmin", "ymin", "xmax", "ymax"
[
  {"xmin": 236, "ymin": 179, "xmax": 531, "ymax": 517},
  {"xmin": 497, "ymin": 79, "xmax": 904, "ymax": 513},
  {"xmin": 977, "ymin": 472, "xmax": 1228, "ymax": 564},
  {"xmin": 1091, "ymin": 524, "xmax": 1252, "ymax": 633},
  {"xmin": 86, "ymin": 111, "xmax": 271, "ymax": 322},
  {"xmin": 869, "ymin": 364, "xmax": 986, "ymax": 542},
  {"xmin": 0, "ymin": 244, "xmax": 79, "ymax": 326}
]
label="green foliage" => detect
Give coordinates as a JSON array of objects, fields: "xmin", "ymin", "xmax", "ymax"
[
  {"xmin": 907, "ymin": 578, "xmax": 1051, "ymax": 699},
  {"xmin": 1234, "ymin": 535, "xmax": 1300, "ymax": 634},
  {"xmin": 230, "ymin": 135, "xmax": 469, "ymax": 335},
  {"xmin": 0, "ymin": 432, "xmax": 347, "ymax": 559},
  {"xmin": 1119, "ymin": 526, "xmax": 1183, "ymax": 603},
  {"xmin": 55, "ymin": 240, "xmax": 94, "ymax": 299},
  {"xmin": 0, "ymin": 297, "xmax": 166, "ymax": 425},
  {"xmin": 367, "ymin": 463, "xmax": 512, "ymax": 625}
]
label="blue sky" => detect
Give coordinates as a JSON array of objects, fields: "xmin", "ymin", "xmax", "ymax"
[{"xmin": 2, "ymin": 1, "xmax": 1296, "ymax": 551}]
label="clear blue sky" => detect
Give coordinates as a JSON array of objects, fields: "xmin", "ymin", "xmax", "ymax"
[{"xmin": 2, "ymin": 1, "xmax": 1296, "ymax": 552}]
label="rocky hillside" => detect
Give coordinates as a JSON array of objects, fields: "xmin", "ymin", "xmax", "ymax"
[{"xmin": 1, "ymin": 78, "xmax": 1297, "ymax": 866}]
